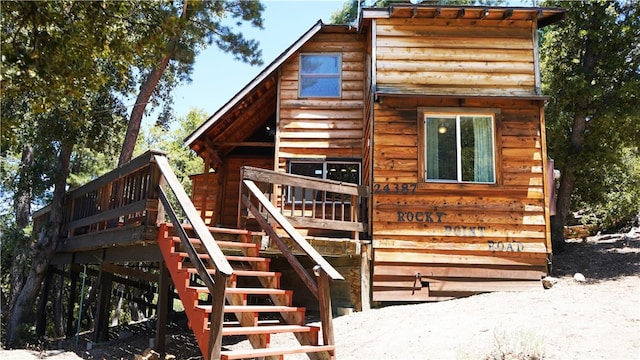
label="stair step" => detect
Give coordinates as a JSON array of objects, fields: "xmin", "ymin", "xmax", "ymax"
[
  {"xmin": 184, "ymin": 268, "xmax": 280, "ymax": 278},
  {"xmin": 169, "ymin": 237, "xmax": 258, "ymax": 249},
  {"xmin": 220, "ymin": 345, "xmax": 335, "ymax": 360},
  {"xmin": 175, "ymin": 252, "xmax": 269, "ymax": 264},
  {"xmin": 187, "ymin": 286, "xmax": 290, "ymax": 296},
  {"xmin": 225, "ymin": 255, "xmax": 270, "ymax": 263},
  {"xmin": 221, "ymin": 324, "xmax": 319, "ymax": 336},
  {"xmin": 197, "ymin": 305, "xmax": 305, "ymax": 314},
  {"xmin": 166, "ymin": 223, "xmax": 261, "ymax": 236},
  {"xmin": 222, "ymin": 319, "xmax": 282, "ymax": 327}
]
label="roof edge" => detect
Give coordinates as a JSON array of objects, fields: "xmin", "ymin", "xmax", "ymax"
[{"xmin": 184, "ymin": 20, "xmax": 325, "ymax": 148}]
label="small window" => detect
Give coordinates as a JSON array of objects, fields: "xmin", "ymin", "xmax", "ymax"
[
  {"xmin": 299, "ymin": 54, "xmax": 341, "ymax": 98},
  {"xmin": 288, "ymin": 160, "xmax": 360, "ymax": 202},
  {"xmin": 424, "ymin": 114, "xmax": 495, "ymax": 183}
]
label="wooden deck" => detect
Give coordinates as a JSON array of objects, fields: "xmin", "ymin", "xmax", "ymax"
[{"xmin": 34, "ymin": 150, "xmax": 369, "ymax": 359}]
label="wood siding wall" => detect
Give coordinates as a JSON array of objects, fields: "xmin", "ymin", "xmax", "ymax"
[
  {"xmin": 375, "ymin": 18, "xmax": 537, "ymax": 97},
  {"xmin": 277, "ymin": 32, "xmax": 366, "ymax": 171},
  {"xmin": 191, "ymin": 155, "xmax": 273, "ymax": 228},
  {"xmin": 371, "ymin": 97, "xmax": 550, "ymax": 301},
  {"xmin": 191, "ymin": 172, "xmax": 219, "ymax": 226}
]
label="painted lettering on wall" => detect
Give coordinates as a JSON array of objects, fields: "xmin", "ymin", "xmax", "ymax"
[
  {"xmin": 444, "ymin": 225, "xmax": 486, "ymax": 237},
  {"xmin": 488, "ymin": 241, "xmax": 524, "ymax": 252},
  {"xmin": 397, "ymin": 211, "xmax": 445, "ymax": 223},
  {"xmin": 374, "ymin": 183, "xmax": 417, "ymax": 194}
]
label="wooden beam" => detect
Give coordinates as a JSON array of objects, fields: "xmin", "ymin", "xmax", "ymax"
[
  {"xmin": 36, "ymin": 266, "xmax": 53, "ymax": 338},
  {"xmin": 66, "ymin": 265, "xmax": 78, "ymax": 336},
  {"xmin": 154, "ymin": 262, "xmax": 169, "ymax": 357},
  {"xmin": 57, "ymin": 225, "xmax": 156, "ymax": 253},
  {"xmin": 101, "ymin": 263, "xmax": 158, "ymax": 283},
  {"xmin": 314, "ymin": 266, "xmax": 335, "ymax": 351},
  {"xmin": 93, "ymin": 264, "xmax": 113, "ymax": 343}
]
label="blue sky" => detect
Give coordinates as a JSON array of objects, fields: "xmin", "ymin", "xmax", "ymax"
[
  {"xmin": 166, "ymin": 0, "xmax": 535, "ymax": 122},
  {"xmin": 169, "ymin": 1, "xmax": 346, "ymax": 121}
]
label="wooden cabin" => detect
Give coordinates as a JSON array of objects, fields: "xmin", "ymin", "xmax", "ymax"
[
  {"xmin": 185, "ymin": 4, "xmax": 565, "ymax": 303},
  {"xmin": 37, "ymin": 4, "xmax": 565, "ymax": 360}
]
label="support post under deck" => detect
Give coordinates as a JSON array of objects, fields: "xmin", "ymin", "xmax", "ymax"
[
  {"xmin": 155, "ymin": 261, "xmax": 170, "ymax": 357},
  {"xmin": 93, "ymin": 265, "xmax": 113, "ymax": 343}
]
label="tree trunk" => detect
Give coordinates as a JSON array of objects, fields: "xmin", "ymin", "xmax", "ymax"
[
  {"xmin": 6, "ymin": 146, "xmax": 35, "ymax": 318},
  {"xmin": 118, "ymin": 1, "xmax": 189, "ymax": 166},
  {"xmin": 551, "ymin": 108, "xmax": 588, "ymax": 253},
  {"xmin": 551, "ymin": 164, "xmax": 577, "ymax": 252},
  {"xmin": 15, "ymin": 145, "xmax": 34, "ymax": 228},
  {"xmin": 6, "ymin": 142, "xmax": 73, "ymax": 346}
]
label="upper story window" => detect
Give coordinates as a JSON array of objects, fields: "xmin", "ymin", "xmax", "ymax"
[
  {"xmin": 299, "ymin": 54, "xmax": 341, "ymax": 98},
  {"xmin": 423, "ymin": 112, "xmax": 496, "ymax": 184}
]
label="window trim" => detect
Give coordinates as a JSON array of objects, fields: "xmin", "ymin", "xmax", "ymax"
[
  {"xmin": 418, "ymin": 107, "xmax": 500, "ymax": 185},
  {"xmin": 298, "ymin": 53, "xmax": 342, "ymax": 98}
]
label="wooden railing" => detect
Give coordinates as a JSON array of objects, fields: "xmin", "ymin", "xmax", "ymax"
[
  {"xmin": 239, "ymin": 166, "xmax": 369, "ymax": 240},
  {"xmin": 153, "ymin": 155, "xmax": 231, "ymax": 360},
  {"xmin": 31, "ymin": 150, "xmax": 166, "ymax": 250},
  {"xmin": 239, "ymin": 166, "xmax": 369, "ymax": 348},
  {"xmin": 33, "ymin": 151, "xmax": 231, "ymax": 359}
]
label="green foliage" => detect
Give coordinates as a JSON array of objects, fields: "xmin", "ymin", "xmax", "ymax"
[
  {"xmin": 135, "ymin": 109, "xmax": 206, "ymax": 194},
  {"xmin": 1, "ymin": 2, "xmax": 264, "ymax": 343},
  {"xmin": 574, "ymin": 147, "xmax": 640, "ymax": 231},
  {"xmin": 541, "ymin": 0, "xmax": 640, "ymax": 230}
]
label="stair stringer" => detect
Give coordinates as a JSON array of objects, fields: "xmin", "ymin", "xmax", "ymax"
[{"xmin": 157, "ymin": 224, "xmax": 211, "ymax": 357}]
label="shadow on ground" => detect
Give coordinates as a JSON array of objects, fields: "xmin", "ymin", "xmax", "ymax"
[{"xmin": 552, "ymin": 230, "xmax": 640, "ymax": 281}]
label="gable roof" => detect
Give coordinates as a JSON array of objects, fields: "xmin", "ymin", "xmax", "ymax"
[{"xmin": 184, "ymin": 20, "xmax": 325, "ymax": 149}]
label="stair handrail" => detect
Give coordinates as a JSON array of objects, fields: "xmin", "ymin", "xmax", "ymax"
[
  {"xmin": 154, "ymin": 155, "xmax": 233, "ymax": 278},
  {"xmin": 241, "ymin": 177, "xmax": 343, "ymax": 351},
  {"xmin": 242, "ymin": 179, "xmax": 344, "ymax": 282},
  {"xmin": 154, "ymin": 155, "xmax": 231, "ymax": 359}
]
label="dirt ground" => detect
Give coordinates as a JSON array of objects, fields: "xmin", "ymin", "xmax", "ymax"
[{"xmin": 2, "ymin": 227, "xmax": 639, "ymax": 360}]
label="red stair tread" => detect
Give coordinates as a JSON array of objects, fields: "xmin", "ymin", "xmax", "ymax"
[
  {"xmin": 184, "ymin": 268, "xmax": 279, "ymax": 277},
  {"xmin": 220, "ymin": 345, "xmax": 335, "ymax": 360},
  {"xmin": 176, "ymin": 253, "xmax": 270, "ymax": 263},
  {"xmin": 221, "ymin": 324, "xmax": 319, "ymax": 336},
  {"xmin": 187, "ymin": 286, "xmax": 290, "ymax": 296},
  {"xmin": 197, "ymin": 305, "xmax": 305, "ymax": 313},
  {"xmin": 225, "ymin": 255, "xmax": 270, "ymax": 263},
  {"xmin": 165, "ymin": 223, "xmax": 262, "ymax": 236},
  {"xmin": 169, "ymin": 236, "xmax": 258, "ymax": 249}
]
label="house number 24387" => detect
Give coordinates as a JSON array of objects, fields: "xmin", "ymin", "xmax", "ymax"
[{"xmin": 373, "ymin": 183, "xmax": 417, "ymax": 194}]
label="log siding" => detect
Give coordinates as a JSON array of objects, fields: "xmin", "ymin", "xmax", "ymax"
[
  {"xmin": 375, "ymin": 18, "xmax": 538, "ymax": 97},
  {"xmin": 371, "ymin": 97, "xmax": 550, "ymax": 301}
]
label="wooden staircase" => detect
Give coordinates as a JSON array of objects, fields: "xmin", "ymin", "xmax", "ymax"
[{"xmin": 157, "ymin": 223, "xmax": 335, "ymax": 360}]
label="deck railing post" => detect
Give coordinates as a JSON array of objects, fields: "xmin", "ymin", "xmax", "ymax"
[
  {"xmin": 207, "ymin": 271, "xmax": 228, "ymax": 360},
  {"xmin": 314, "ymin": 265, "xmax": 334, "ymax": 347}
]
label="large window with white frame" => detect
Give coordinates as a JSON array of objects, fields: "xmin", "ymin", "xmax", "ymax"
[
  {"xmin": 299, "ymin": 53, "xmax": 341, "ymax": 98},
  {"xmin": 423, "ymin": 112, "xmax": 496, "ymax": 184}
]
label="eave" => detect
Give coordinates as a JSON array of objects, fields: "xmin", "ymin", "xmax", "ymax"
[
  {"xmin": 184, "ymin": 20, "xmax": 327, "ymax": 149},
  {"xmin": 360, "ymin": 5, "xmax": 566, "ymax": 29}
]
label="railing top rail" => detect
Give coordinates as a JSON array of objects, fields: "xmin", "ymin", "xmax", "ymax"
[
  {"xmin": 154, "ymin": 155, "xmax": 233, "ymax": 276},
  {"xmin": 66, "ymin": 149, "xmax": 167, "ymax": 200},
  {"xmin": 241, "ymin": 166, "xmax": 369, "ymax": 197}
]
